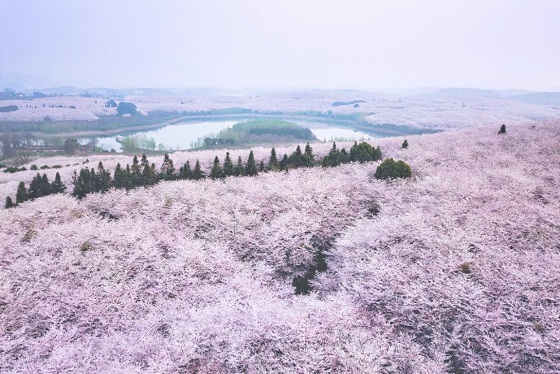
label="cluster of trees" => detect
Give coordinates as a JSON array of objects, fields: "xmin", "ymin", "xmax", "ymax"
[
  {"xmin": 5, "ymin": 172, "xmax": 66, "ymax": 208},
  {"xmin": 5, "ymin": 140, "xmax": 412, "ymax": 207},
  {"xmin": 322, "ymin": 141, "xmax": 382, "ymax": 167},
  {"xmin": 0, "ymin": 105, "xmax": 19, "ymax": 113},
  {"xmin": 69, "ymin": 141, "xmax": 387, "ymax": 200},
  {"xmin": 205, "ymin": 119, "xmax": 317, "ymax": 148},
  {"xmin": 116, "ymin": 102, "xmax": 138, "ymax": 116},
  {"xmin": 203, "ymin": 137, "xmax": 235, "ymax": 147}
]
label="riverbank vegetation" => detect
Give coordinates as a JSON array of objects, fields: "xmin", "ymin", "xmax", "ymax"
[{"xmin": 194, "ymin": 119, "xmax": 317, "ymax": 149}]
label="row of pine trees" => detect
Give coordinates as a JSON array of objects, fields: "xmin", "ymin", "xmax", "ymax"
[
  {"xmin": 5, "ymin": 172, "xmax": 66, "ymax": 208},
  {"xmin": 5, "ymin": 141, "xmax": 383, "ymax": 206}
]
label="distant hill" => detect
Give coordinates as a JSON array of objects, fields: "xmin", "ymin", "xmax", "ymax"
[
  {"xmin": 505, "ymin": 92, "xmax": 560, "ymax": 105},
  {"xmin": 0, "ymin": 72, "xmax": 59, "ymax": 90}
]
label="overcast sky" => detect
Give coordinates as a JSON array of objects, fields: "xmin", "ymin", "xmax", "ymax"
[{"xmin": 1, "ymin": 0, "xmax": 559, "ymax": 91}]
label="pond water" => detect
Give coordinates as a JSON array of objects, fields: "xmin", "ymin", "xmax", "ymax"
[{"xmin": 80, "ymin": 119, "xmax": 406, "ymax": 152}]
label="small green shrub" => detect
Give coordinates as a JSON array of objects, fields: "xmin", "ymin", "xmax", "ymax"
[
  {"xmin": 22, "ymin": 228, "xmax": 37, "ymax": 243},
  {"xmin": 533, "ymin": 322, "xmax": 546, "ymax": 333},
  {"xmin": 459, "ymin": 262, "xmax": 471, "ymax": 274},
  {"xmin": 374, "ymin": 158, "xmax": 412, "ymax": 180},
  {"xmin": 80, "ymin": 242, "xmax": 93, "ymax": 252},
  {"xmin": 30, "ymin": 164, "xmax": 38, "ymax": 170}
]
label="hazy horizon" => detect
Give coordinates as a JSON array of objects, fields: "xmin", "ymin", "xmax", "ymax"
[{"xmin": 1, "ymin": 0, "xmax": 559, "ymax": 91}]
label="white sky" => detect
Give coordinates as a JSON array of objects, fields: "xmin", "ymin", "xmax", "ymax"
[{"xmin": 1, "ymin": 0, "xmax": 559, "ymax": 90}]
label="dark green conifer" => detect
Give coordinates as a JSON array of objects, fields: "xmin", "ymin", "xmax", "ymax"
[
  {"xmin": 96, "ymin": 162, "xmax": 112, "ymax": 192},
  {"xmin": 280, "ymin": 154, "xmax": 289, "ymax": 170},
  {"xmin": 349, "ymin": 142, "xmax": 379, "ymax": 163},
  {"xmin": 289, "ymin": 145, "xmax": 303, "ymax": 168},
  {"xmin": 28, "ymin": 173, "xmax": 44, "ymax": 199},
  {"xmin": 302, "ymin": 142, "xmax": 315, "ymax": 167},
  {"xmin": 245, "ymin": 150, "xmax": 258, "ymax": 176},
  {"xmin": 180, "ymin": 161, "xmax": 192, "ymax": 179},
  {"xmin": 5, "ymin": 196, "xmax": 14, "ymax": 208},
  {"xmin": 41, "ymin": 173, "xmax": 51, "ymax": 196},
  {"xmin": 259, "ymin": 160, "xmax": 265, "ymax": 172},
  {"xmin": 16, "ymin": 181, "xmax": 28, "ymax": 204},
  {"xmin": 210, "ymin": 156, "xmax": 223, "ymax": 179},
  {"xmin": 159, "ymin": 153, "xmax": 175, "ymax": 180},
  {"xmin": 130, "ymin": 155, "xmax": 141, "ymax": 187},
  {"xmin": 124, "ymin": 164, "xmax": 133, "ymax": 190},
  {"xmin": 304, "ymin": 142, "xmax": 314, "ymax": 159},
  {"xmin": 51, "ymin": 172, "xmax": 66, "ymax": 194},
  {"xmin": 402, "ymin": 139, "xmax": 408, "ymax": 149},
  {"xmin": 192, "ymin": 160, "xmax": 204, "ymax": 180},
  {"xmin": 234, "ymin": 156, "xmax": 244, "ymax": 176},
  {"xmin": 223, "ymin": 152, "xmax": 234, "ymax": 177},
  {"xmin": 269, "ymin": 148, "xmax": 279, "ymax": 171},
  {"xmin": 113, "ymin": 163, "xmax": 125, "ymax": 189},
  {"xmin": 140, "ymin": 154, "xmax": 155, "ymax": 185}
]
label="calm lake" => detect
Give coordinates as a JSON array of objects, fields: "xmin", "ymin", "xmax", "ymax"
[{"xmin": 82, "ymin": 119, "xmax": 421, "ymax": 152}]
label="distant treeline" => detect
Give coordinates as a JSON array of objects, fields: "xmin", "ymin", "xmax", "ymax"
[
  {"xmin": 0, "ymin": 111, "xmax": 179, "ymax": 133},
  {"xmin": 331, "ymin": 100, "xmax": 366, "ymax": 107},
  {"xmin": 0, "ymin": 105, "xmax": 19, "ymax": 113}
]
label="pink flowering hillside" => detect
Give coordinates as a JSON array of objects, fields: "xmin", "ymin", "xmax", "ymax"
[{"xmin": 1, "ymin": 122, "xmax": 559, "ymax": 373}]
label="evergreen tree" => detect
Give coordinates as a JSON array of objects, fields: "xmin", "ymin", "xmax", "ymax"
[
  {"xmin": 350, "ymin": 141, "xmax": 380, "ymax": 163},
  {"xmin": 280, "ymin": 154, "xmax": 289, "ymax": 170},
  {"xmin": 210, "ymin": 156, "xmax": 223, "ymax": 179},
  {"xmin": 498, "ymin": 124, "xmax": 507, "ymax": 134},
  {"xmin": 223, "ymin": 152, "xmax": 234, "ymax": 177},
  {"xmin": 340, "ymin": 148, "xmax": 350, "ymax": 164},
  {"xmin": 180, "ymin": 161, "xmax": 192, "ymax": 179},
  {"xmin": 302, "ymin": 142, "xmax": 315, "ymax": 167},
  {"xmin": 51, "ymin": 172, "xmax": 66, "ymax": 194},
  {"xmin": 374, "ymin": 146, "xmax": 382, "ymax": 160},
  {"xmin": 235, "ymin": 156, "xmax": 244, "ymax": 176},
  {"xmin": 402, "ymin": 139, "xmax": 409, "ymax": 149},
  {"xmin": 159, "ymin": 153, "xmax": 176, "ymax": 180},
  {"xmin": 113, "ymin": 163, "xmax": 125, "ymax": 189},
  {"xmin": 72, "ymin": 168, "xmax": 94, "ymax": 199},
  {"xmin": 41, "ymin": 173, "xmax": 51, "ymax": 196},
  {"xmin": 259, "ymin": 160, "xmax": 265, "ymax": 172},
  {"xmin": 323, "ymin": 143, "xmax": 340, "ymax": 167},
  {"xmin": 140, "ymin": 154, "xmax": 155, "ymax": 185},
  {"xmin": 140, "ymin": 153, "xmax": 149, "ymax": 168},
  {"xmin": 245, "ymin": 150, "xmax": 258, "ymax": 176},
  {"xmin": 289, "ymin": 145, "xmax": 303, "ymax": 168},
  {"xmin": 148, "ymin": 163, "xmax": 157, "ymax": 185},
  {"xmin": 5, "ymin": 196, "xmax": 14, "ymax": 208},
  {"xmin": 124, "ymin": 164, "xmax": 133, "ymax": 190},
  {"xmin": 192, "ymin": 160, "xmax": 204, "ymax": 180},
  {"xmin": 96, "ymin": 162, "xmax": 112, "ymax": 192},
  {"xmin": 269, "ymin": 147, "xmax": 279, "ymax": 171},
  {"xmin": 28, "ymin": 173, "xmax": 44, "ymax": 199},
  {"xmin": 130, "ymin": 155, "xmax": 141, "ymax": 187},
  {"xmin": 16, "ymin": 182, "xmax": 28, "ymax": 204}
]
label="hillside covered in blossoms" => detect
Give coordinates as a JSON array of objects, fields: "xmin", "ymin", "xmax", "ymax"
[{"xmin": 1, "ymin": 121, "xmax": 559, "ymax": 373}]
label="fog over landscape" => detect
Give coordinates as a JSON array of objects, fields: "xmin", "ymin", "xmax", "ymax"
[
  {"xmin": 1, "ymin": 1, "xmax": 560, "ymax": 373},
  {"xmin": 1, "ymin": 0, "xmax": 559, "ymax": 91}
]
